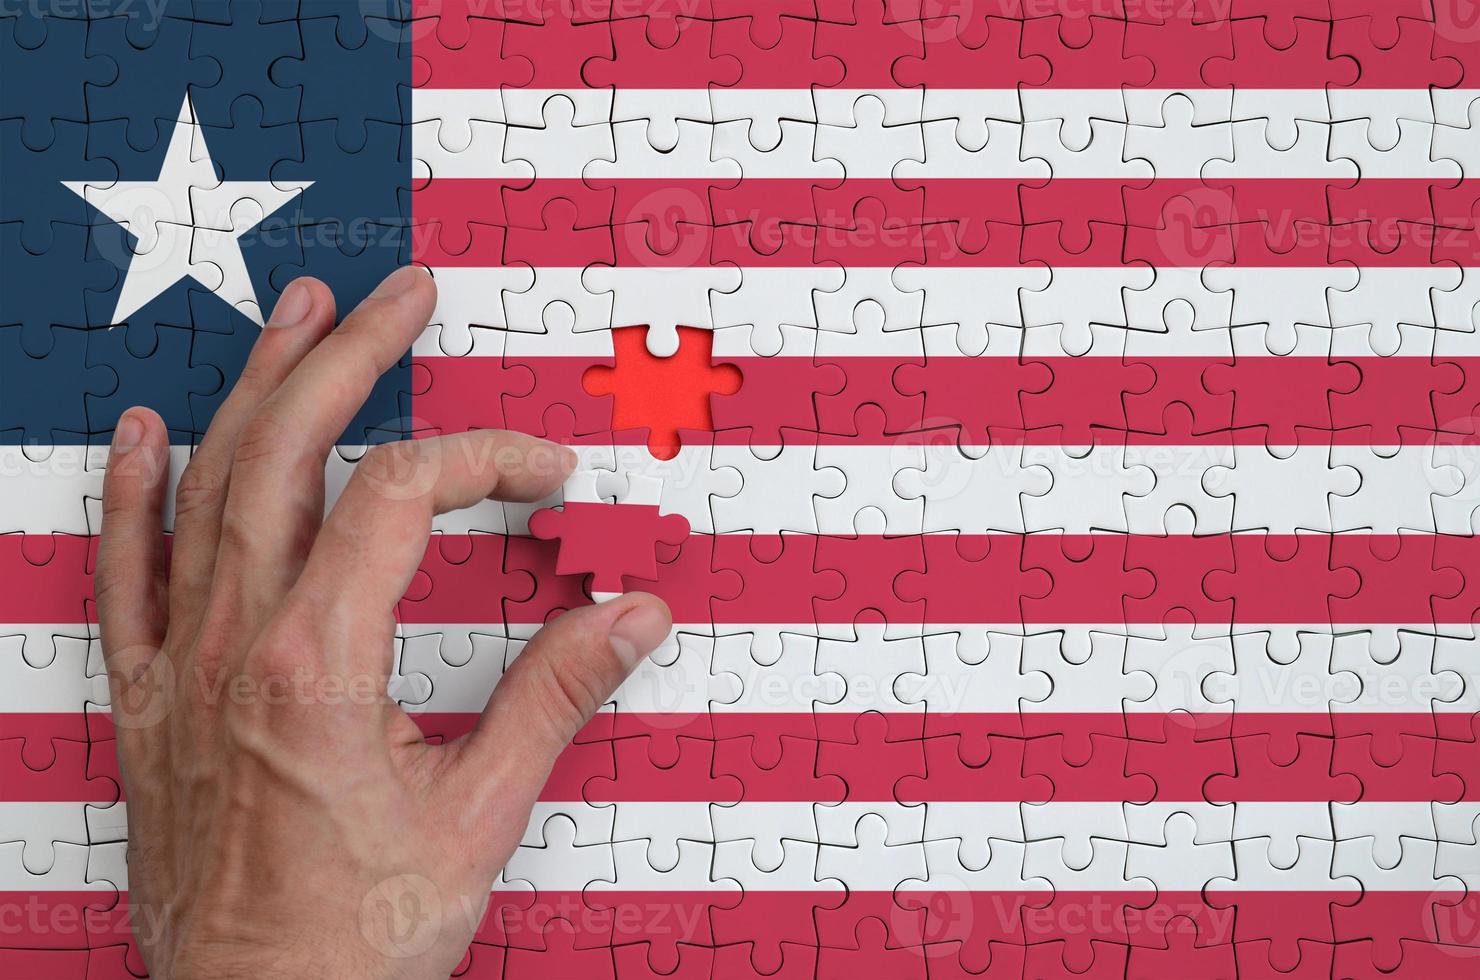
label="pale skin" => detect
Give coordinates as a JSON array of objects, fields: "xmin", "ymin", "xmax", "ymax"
[{"xmin": 97, "ymin": 265, "xmax": 674, "ymax": 979}]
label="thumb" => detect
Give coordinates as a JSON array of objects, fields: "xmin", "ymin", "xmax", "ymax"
[{"xmin": 457, "ymin": 592, "xmax": 672, "ymax": 791}]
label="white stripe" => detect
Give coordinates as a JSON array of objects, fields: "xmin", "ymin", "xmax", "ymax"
[
  {"xmin": 421, "ymin": 265, "xmax": 533, "ymax": 353},
  {"xmin": 413, "ymin": 89, "xmax": 1474, "ymax": 180},
  {"xmin": 21, "ymin": 801, "xmax": 1461, "ymax": 893},
  {"xmin": 409, "ymin": 94, "xmax": 530, "ymax": 181},
  {"xmin": 667, "ymin": 442, "xmax": 1480, "ymax": 536},
  {"xmin": 419, "ymin": 264, "xmax": 1480, "ymax": 361},
  {"xmin": 1, "ymin": 444, "xmax": 109, "ymax": 535},
  {"xmin": 11, "ymin": 620, "xmax": 1463, "ymax": 717},
  {"xmin": 394, "ymin": 622, "xmax": 1467, "ymax": 718},
  {"xmin": 0, "ymin": 631, "xmax": 108, "ymax": 711},
  {"xmin": 0, "ymin": 827, "xmax": 120, "ymax": 891},
  {"xmin": 9, "ymin": 442, "xmax": 1477, "ymax": 537},
  {"xmin": 0, "ymin": 445, "xmax": 521, "ymax": 537},
  {"xmin": 4, "ymin": 623, "xmax": 423, "ymax": 712},
  {"xmin": 509, "ymin": 801, "xmax": 1446, "ymax": 892},
  {"xmin": 0, "ymin": 803, "xmax": 123, "ymax": 878}
]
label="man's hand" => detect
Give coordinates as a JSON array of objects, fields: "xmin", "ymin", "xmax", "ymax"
[{"xmin": 96, "ymin": 266, "xmax": 673, "ymax": 980}]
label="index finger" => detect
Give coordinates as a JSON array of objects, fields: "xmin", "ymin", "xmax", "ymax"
[{"xmin": 286, "ymin": 430, "xmax": 575, "ymax": 667}]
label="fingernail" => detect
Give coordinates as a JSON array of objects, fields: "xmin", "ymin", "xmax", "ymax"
[
  {"xmin": 266, "ymin": 280, "xmax": 313, "ymax": 327},
  {"xmin": 607, "ymin": 602, "xmax": 672, "ymax": 668},
  {"xmin": 113, "ymin": 411, "xmax": 143, "ymax": 453},
  {"xmin": 370, "ymin": 265, "xmax": 427, "ymax": 300}
]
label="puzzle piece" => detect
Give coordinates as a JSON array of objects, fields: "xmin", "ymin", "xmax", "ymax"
[{"xmin": 529, "ymin": 469, "xmax": 690, "ymax": 597}]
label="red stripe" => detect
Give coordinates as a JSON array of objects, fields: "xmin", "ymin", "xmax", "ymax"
[
  {"xmin": 0, "ymin": 707, "xmax": 91, "ymax": 744},
  {"xmin": 0, "ymin": 889, "xmax": 130, "ymax": 950},
  {"xmin": 0, "ymin": 533, "xmax": 97, "ymax": 623},
  {"xmin": 410, "ymin": 0, "xmax": 1472, "ymax": 91},
  {"xmin": 0, "ymin": 951, "xmax": 92, "ymax": 979},
  {"xmin": 4, "ymin": 533, "xmax": 1477, "ymax": 627},
  {"xmin": 441, "ymin": 711, "xmax": 1478, "ymax": 804},
  {"xmin": 411, "ymin": 178, "xmax": 1480, "ymax": 268},
  {"xmin": 12, "ymin": 887, "xmax": 1472, "ymax": 975},
  {"xmin": 22, "ymin": 713, "xmax": 1477, "ymax": 804},
  {"xmin": 418, "ymin": 354, "xmax": 1473, "ymax": 449},
  {"xmin": 406, "ymin": 532, "xmax": 1480, "ymax": 626},
  {"xmin": 488, "ymin": 887, "xmax": 1346, "ymax": 957},
  {"xmin": 0, "ymin": 721, "xmax": 116, "ymax": 804}
]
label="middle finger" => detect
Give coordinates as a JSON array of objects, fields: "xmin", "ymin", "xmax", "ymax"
[{"xmin": 204, "ymin": 266, "xmax": 435, "ymax": 630}]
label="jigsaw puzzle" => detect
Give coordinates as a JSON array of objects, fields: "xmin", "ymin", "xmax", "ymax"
[{"xmin": 6, "ymin": 0, "xmax": 1480, "ymax": 976}]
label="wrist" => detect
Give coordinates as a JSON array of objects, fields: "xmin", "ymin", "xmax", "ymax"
[
  {"xmin": 167, "ymin": 929, "xmax": 381, "ymax": 980},
  {"xmin": 172, "ymin": 949, "xmax": 375, "ymax": 980}
]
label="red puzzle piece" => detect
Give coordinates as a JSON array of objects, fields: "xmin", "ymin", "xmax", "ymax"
[{"xmin": 529, "ymin": 470, "xmax": 690, "ymax": 594}]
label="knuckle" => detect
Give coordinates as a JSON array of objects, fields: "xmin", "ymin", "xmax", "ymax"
[
  {"xmin": 215, "ymin": 505, "xmax": 259, "ymax": 556},
  {"xmin": 239, "ymin": 618, "xmax": 331, "ymax": 707},
  {"xmin": 358, "ymin": 440, "xmax": 419, "ymax": 482},
  {"xmin": 352, "ymin": 441, "xmax": 436, "ymax": 507},
  {"xmin": 251, "ymin": 632, "xmax": 306, "ymax": 677},
  {"xmin": 266, "ymin": 599, "xmax": 332, "ymax": 657},
  {"xmin": 187, "ymin": 624, "xmax": 234, "ymax": 679},
  {"xmin": 173, "ymin": 461, "xmax": 225, "ymax": 522},
  {"xmin": 233, "ymin": 411, "xmax": 291, "ymax": 467}
]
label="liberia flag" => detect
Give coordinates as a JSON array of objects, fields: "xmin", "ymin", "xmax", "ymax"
[{"xmin": 6, "ymin": 1, "xmax": 1480, "ymax": 977}]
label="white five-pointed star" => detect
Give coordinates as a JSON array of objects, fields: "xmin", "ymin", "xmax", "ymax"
[{"xmin": 63, "ymin": 92, "xmax": 312, "ymax": 326}]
